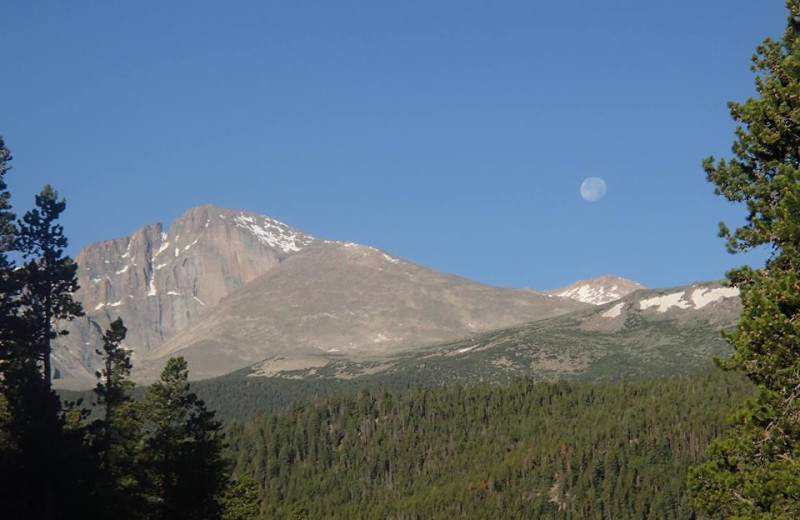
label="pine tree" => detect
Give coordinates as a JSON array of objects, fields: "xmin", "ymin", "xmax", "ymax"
[
  {"xmin": 221, "ymin": 474, "xmax": 262, "ymax": 520},
  {"xmin": 142, "ymin": 356, "xmax": 228, "ymax": 520},
  {"xmin": 95, "ymin": 318, "xmax": 133, "ymax": 465},
  {"xmin": 688, "ymin": 1, "xmax": 800, "ymax": 517},
  {"xmin": 6, "ymin": 184, "xmax": 85, "ymax": 519},
  {"xmin": 0, "ymin": 135, "xmax": 23, "ymax": 405},
  {"xmin": 0, "ymin": 134, "xmax": 29, "ymax": 518},
  {"xmin": 16, "ymin": 184, "xmax": 84, "ymax": 387},
  {"xmin": 0, "ymin": 135, "xmax": 17, "ymax": 320},
  {"xmin": 0, "ymin": 134, "xmax": 16, "ymax": 400},
  {"xmin": 92, "ymin": 318, "xmax": 145, "ymax": 518}
]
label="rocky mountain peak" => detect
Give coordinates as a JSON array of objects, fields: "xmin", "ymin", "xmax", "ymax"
[
  {"xmin": 55, "ymin": 205, "xmax": 316, "ymax": 386},
  {"xmin": 546, "ymin": 275, "xmax": 645, "ymax": 305}
]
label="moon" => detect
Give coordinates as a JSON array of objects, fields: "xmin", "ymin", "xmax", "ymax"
[{"xmin": 580, "ymin": 177, "xmax": 607, "ymax": 202}]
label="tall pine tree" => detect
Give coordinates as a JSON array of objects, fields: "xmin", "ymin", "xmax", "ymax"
[
  {"xmin": 92, "ymin": 317, "xmax": 145, "ymax": 518},
  {"xmin": 17, "ymin": 184, "xmax": 84, "ymax": 387},
  {"xmin": 9, "ymin": 184, "xmax": 85, "ymax": 519},
  {"xmin": 0, "ymin": 135, "xmax": 30, "ymax": 519},
  {"xmin": 0, "ymin": 135, "xmax": 17, "ymax": 329},
  {"xmin": 688, "ymin": 1, "xmax": 800, "ymax": 517},
  {"xmin": 95, "ymin": 317, "xmax": 133, "ymax": 467},
  {"xmin": 142, "ymin": 356, "xmax": 228, "ymax": 520}
]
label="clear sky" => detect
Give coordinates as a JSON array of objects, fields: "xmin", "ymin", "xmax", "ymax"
[{"xmin": 2, "ymin": 1, "xmax": 787, "ymax": 290}]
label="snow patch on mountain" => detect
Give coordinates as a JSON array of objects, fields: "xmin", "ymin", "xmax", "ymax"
[
  {"xmin": 691, "ymin": 287, "xmax": 739, "ymax": 309},
  {"xmin": 601, "ymin": 302, "xmax": 624, "ymax": 318},
  {"xmin": 637, "ymin": 286, "xmax": 739, "ymax": 313},
  {"xmin": 233, "ymin": 213, "xmax": 314, "ymax": 253},
  {"xmin": 549, "ymin": 276, "xmax": 644, "ymax": 305},
  {"xmin": 184, "ymin": 238, "xmax": 200, "ymax": 251},
  {"xmin": 557, "ymin": 284, "xmax": 616, "ymax": 305},
  {"xmin": 155, "ymin": 241, "xmax": 170, "ymax": 257},
  {"xmin": 639, "ymin": 292, "xmax": 691, "ymax": 312}
]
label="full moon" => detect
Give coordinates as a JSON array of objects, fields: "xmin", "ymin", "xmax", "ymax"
[{"xmin": 580, "ymin": 177, "xmax": 607, "ymax": 202}]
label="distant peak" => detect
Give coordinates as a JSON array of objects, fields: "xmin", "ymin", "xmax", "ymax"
[{"xmin": 546, "ymin": 275, "xmax": 645, "ymax": 305}]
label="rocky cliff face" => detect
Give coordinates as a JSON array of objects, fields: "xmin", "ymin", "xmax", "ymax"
[{"xmin": 53, "ymin": 205, "xmax": 314, "ymax": 387}]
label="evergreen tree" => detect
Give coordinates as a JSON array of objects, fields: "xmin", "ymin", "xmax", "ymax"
[
  {"xmin": 221, "ymin": 474, "xmax": 262, "ymax": 520},
  {"xmin": 688, "ymin": 1, "xmax": 800, "ymax": 517},
  {"xmin": 16, "ymin": 184, "xmax": 83, "ymax": 387},
  {"xmin": 142, "ymin": 356, "xmax": 228, "ymax": 520},
  {"xmin": 92, "ymin": 317, "xmax": 144, "ymax": 518},
  {"xmin": 0, "ymin": 135, "xmax": 17, "ymax": 323},
  {"xmin": 5, "ymin": 184, "xmax": 85, "ymax": 519},
  {"xmin": 95, "ymin": 317, "xmax": 133, "ymax": 465},
  {"xmin": 0, "ymin": 134, "xmax": 24, "ymax": 440},
  {"xmin": 0, "ymin": 135, "xmax": 24, "ymax": 514}
]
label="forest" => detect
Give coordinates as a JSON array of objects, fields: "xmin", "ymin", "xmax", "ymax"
[{"xmin": 225, "ymin": 370, "xmax": 752, "ymax": 519}]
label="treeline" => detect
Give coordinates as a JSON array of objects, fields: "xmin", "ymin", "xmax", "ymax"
[
  {"xmin": 226, "ymin": 369, "xmax": 753, "ymax": 519},
  {"xmin": 185, "ymin": 368, "xmax": 439, "ymax": 422},
  {"xmin": 61, "ymin": 362, "xmax": 469, "ymax": 423}
]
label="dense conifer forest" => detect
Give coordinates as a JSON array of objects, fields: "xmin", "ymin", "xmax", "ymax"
[{"xmin": 224, "ymin": 370, "xmax": 753, "ymax": 519}]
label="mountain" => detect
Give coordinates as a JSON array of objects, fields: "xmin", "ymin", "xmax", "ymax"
[
  {"xmin": 134, "ymin": 240, "xmax": 585, "ymax": 381},
  {"xmin": 546, "ymin": 275, "xmax": 645, "ymax": 305},
  {"xmin": 53, "ymin": 205, "xmax": 586, "ymax": 388},
  {"xmin": 231, "ymin": 281, "xmax": 740, "ymax": 387},
  {"xmin": 53, "ymin": 205, "xmax": 316, "ymax": 386}
]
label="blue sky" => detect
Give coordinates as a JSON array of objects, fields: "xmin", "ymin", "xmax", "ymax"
[{"xmin": 2, "ymin": 1, "xmax": 786, "ymax": 289}]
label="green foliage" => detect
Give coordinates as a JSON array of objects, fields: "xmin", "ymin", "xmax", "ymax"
[
  {"xmin": 226, "ymin": 370, "xmax": 753, "ymax": 519},
  {"xmin": 141, "ymin": 356, "xmax": 228, "ymax": 520},
  {"xmin": 688, "ymin": 2, "xmax": 800, "ymax": 517},
  {"xmin": 0, "ymin": 135, "xmax": 14, "ymax": 255},
  {"xmin": 91, "ymin": 318, "xmax": 146, "ymax": 518},
  {"xmin": 0, "ymin": 160, "xmax": 98, "ymax": 518},
  {"xmin": 95, "ymin": 318, "xmax": 133, "ymax": 410},
  {"xmin": 16, "ymin": 184, "xmax": 84, "ymax": 386},
  {"xmin": 222, "ymin": 474, "xmax": 262, "ymax": 520}
]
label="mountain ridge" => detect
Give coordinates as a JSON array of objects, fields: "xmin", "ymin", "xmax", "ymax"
[
  {"xmin": 230, "ymin": 279, "xmax": 740, "ymax": 385},
  {"xmin": 54, "ymin": 204, "xmax": 587, "ymax": 388}
]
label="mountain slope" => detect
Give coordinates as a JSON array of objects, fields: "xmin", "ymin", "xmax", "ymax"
[
  {"xmin": 135, "ymin": 241, "xmax": 586, "ymax": 381},
  {"xmin": 233, "ymin": 281, "xmax": 740, "ymax": 385}
]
